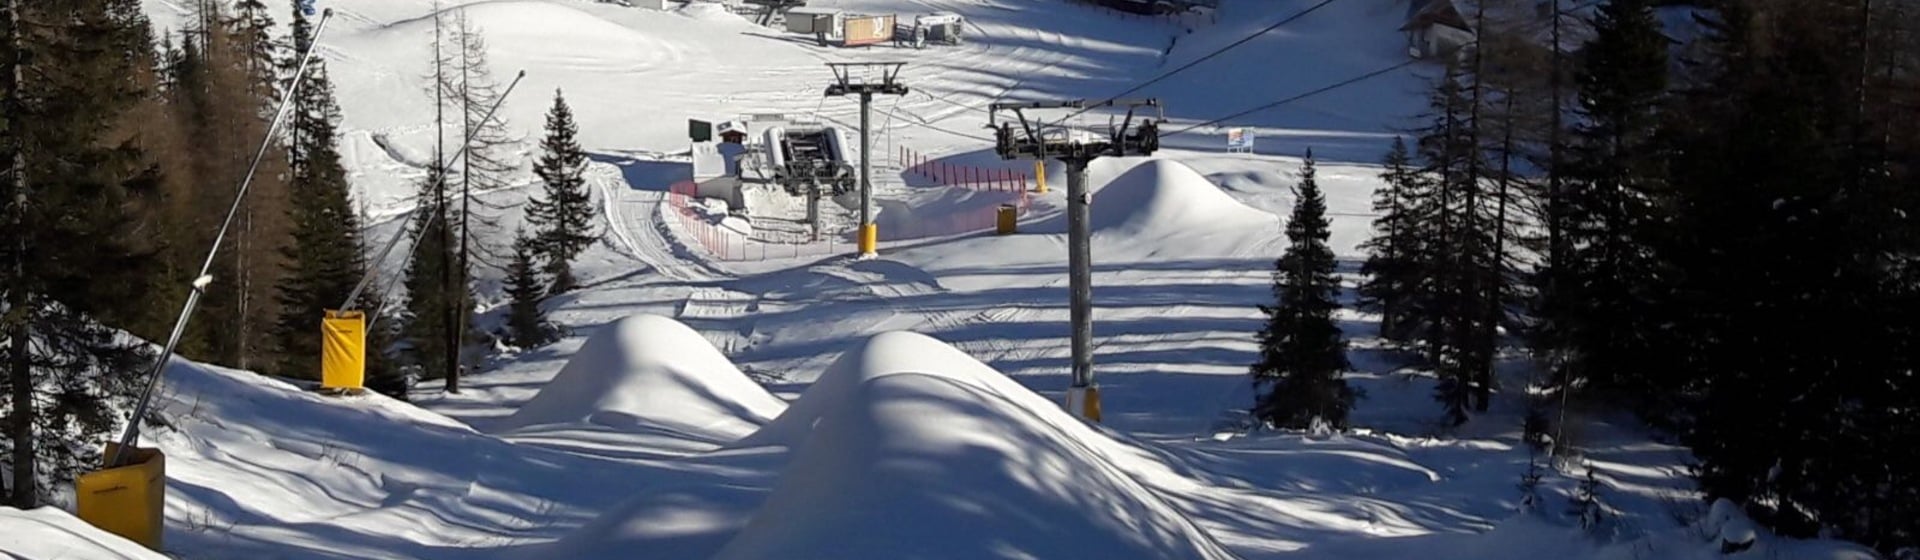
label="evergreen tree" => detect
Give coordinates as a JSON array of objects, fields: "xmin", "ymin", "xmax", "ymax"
[
  {"xmin": 400, "ymin": 164, "xmax": 474, "ymax": 390},
  {"xmin": 1, "ymin": 0, "xmax": 159, "ymax": 507},
  {"xmin": 1659, "ymin": 0, "xmax": 1920, "ymax": 549},
  {"xmin": 1250, "ymin": 151, "xmax": 1354, "ymax": 430},
  {"xmin": 1407, "ymin": 62, "xmax": 1488, "ymax": 427},
  {"xmin": 526, "ymin": 89, "xmax": 596, "ymax": 293},
  {"xmin": 363, "ymin": 298, "xmax": 409, "ymax": 401},
  {"xmin": 1538, "ymin": 0, "xmax": 1671, "ymax": 405},
  {"xmin": 1358, "ymin": 136, "xmax": 1426, "ymax": 342},
  {"xmin": 272, "ymin": 0, "xmax": 367, "ymax": 380},
  {"xmin": 503, "ymin": 228, "xmax": 554, "ymax": 349}
]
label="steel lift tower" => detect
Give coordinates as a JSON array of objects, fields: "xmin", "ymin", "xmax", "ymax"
[
  {"xmin": 824, "ymin": 62, "xmax": 908, "ymax": 257},
  {"xmin": 988, "ymin": 99, "xmax": 1163, "ymax": 422}
]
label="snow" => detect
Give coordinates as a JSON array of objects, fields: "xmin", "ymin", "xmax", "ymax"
[
  {"xmin": 713, "ymin": 372, "xmax": 1237, "ymax": 560},
  {"xmin": 496, "ymin": 314, "xmax": 786, "ymax": 444},
  {"xmin": 0, "ymin": 507, "xmax": 169, "ymax": 560},
  {"xmin": 12, "ymin": 0, "xmax": 1887, "ymax": 558},
  {"xmin": 1080, "ymin": 157, "xmax": 1275, "ymax": 240}
]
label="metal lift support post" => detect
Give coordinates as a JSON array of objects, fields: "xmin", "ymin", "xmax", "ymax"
[
  {"xmin": 824, "ymin": 62, "xmax": 909, "ymax": 256},
  {"xmin": 986, "ymin": 99, "xmax": 1163, "ymax": 422}
]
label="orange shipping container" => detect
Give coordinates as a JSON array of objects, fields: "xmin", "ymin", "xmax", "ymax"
[{"xmin": 844, "ymin": 15, "xmax": 895, "ymax": 46}]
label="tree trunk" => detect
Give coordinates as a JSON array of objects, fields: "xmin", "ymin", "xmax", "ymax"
[
  {"xmin": 1482, "ymin": 91, "xmax": 1517, "ymax": 413},
  {"xmin": 5, "ymin": 0, "xmax": 36, "ymax": 509},
  {"xmin": 454, "ymin": 26, "xmax": 472, "ymax": 396}
]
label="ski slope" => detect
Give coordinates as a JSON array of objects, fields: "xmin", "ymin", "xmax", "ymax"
[{"xmin": 10, "ymin": 0, "xmax": 1884, "ymax": 558}]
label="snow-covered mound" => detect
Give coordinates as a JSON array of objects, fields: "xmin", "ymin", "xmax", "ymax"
[
  {"xmin": 713, "ymin": 370, "xmax": 1237, "ymax": 559},
  {"xmin": 1084, "ymin": 158, "xmax": 1275, "ymax": 240},
  {"xmin": 730, "ymin": 330, "xmax": 1008, "ymax": 448},
  {"xmin": 0, "ymin": 507, "xmax": 167, "ymax": 560},
  {"xmin": 499, "ymin": 314, "xmax": 785, "ymax": 440}
]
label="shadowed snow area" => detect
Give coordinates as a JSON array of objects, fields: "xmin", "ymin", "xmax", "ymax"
[{"xmin": 498, "ymin": 314, "xmax": 785, "ymax": 443}]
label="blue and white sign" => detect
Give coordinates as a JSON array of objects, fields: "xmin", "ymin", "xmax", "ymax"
[{"xmin": 1226, "ymin": 128, "xmax": 1255, "ymax": 153}]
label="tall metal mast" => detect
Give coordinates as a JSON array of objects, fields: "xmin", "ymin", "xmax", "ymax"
[
  {"xmin": 987, "ymin": 99, "xmax": 1163, "ymax": 422},
  {"xmin": 824, "ymin": 62, "xmax": 908, "ymax": 257}
]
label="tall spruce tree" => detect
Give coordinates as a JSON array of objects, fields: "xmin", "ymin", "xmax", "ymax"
[
  {"xmin": 1541, "ymin": 0, "xmax": 1671, "ymax": 403},
  {"xmin": 526, "ymin": 89, "xmax": 595, "ymax": 294},
  {"xmin": 1, "ymin": 0, "xmax": 159, "ymax": 507},
  {"xmin": 1250, "ymin": 151, "xmax": 1354, "ymax": 429},
  {"xmin": 1359, "ymin": 136, "xmax": 1427, "ymax": 342},
  {"xmin": 503, "ymin": 228, "xmax": 553, "ymax": 349},
  {"xmin": 272, "ymin": 0, "xmax": 368, "ymax": 380},
  {"xmin": 1408, "ymin": 62, "xmax": 1488, "ymax": 427}
]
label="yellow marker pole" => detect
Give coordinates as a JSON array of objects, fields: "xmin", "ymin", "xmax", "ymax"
[
  {"xmin": 859, "ymin": 224, "xmax": 879, "ymax": 256},
  {"xmin": 1066, "ymin": 385, "xmax": 1102, "ymax": 423},
  {"xmin": 77, "ymin": 444, "xmax": 165, "ymax": 550},
  {"xmin": 1034, "ymin": 160, "xmax": 1048, "ymax": 193}
]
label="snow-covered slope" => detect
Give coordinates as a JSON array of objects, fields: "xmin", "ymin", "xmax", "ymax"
[{"xmin": 14, "ymin": 0, "xmax": 1880, "ymax": 558}]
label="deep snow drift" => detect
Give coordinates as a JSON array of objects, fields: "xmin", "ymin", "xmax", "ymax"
[{"xmin": 499, "ymin": 314, "xmax": 786, "ymax": 443}]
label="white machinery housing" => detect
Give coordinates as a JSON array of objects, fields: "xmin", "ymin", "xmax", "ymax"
[{"xmin": 900, "ymin": 12, "xmax": 963, "ymax": 49}]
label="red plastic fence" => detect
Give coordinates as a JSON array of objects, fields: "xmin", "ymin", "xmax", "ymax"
[
  {"xmin": 899, "ymin": 146, "xmax": 1036, "ymax": 195},
  {"xmin": 665, "ymin": 172, "xmax": 1027, "ymax": 262}
]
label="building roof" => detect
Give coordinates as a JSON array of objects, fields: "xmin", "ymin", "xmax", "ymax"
[{"xmin": 1402, "ymin": 0, "xmax": 1470, "ymax": 32}]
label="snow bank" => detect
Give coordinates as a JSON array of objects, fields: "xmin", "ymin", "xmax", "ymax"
[
  {"xmin": 0, "ymin": 507, "xmax": 167, "ymax": 560},
  {"xmin": 499, "ymin": 314, "xmax": 785, "ymax": 441},
  {"xmin": 1084, "ymin": 158, "xmax": 1275, "ymax": 239},
  {"xmin": 712, "ymin": 371, "xmax": 1238, "ymax": 560}
]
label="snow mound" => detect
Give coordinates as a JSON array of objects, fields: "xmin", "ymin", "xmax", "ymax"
[
  {"xmin": 0, "ymin": 507, "xmax": 167, "ymax": 559},
  {"xmin": 712, "ymin": 372, "xmax": 1238, "ymax": 560},
  {"xmin": 499, "ymin": 314, "xmax": 785, "ymax": 440},
  {"xmin": 677, "ymin": 2, "xmax": 748, "ymax": 23},
  {"xmin": 1085, "ymin": 158, "xmax": 1274, "ymax": 239},
  {"xmin": 730, "ymin": 330, "xmax": 1009, "ymax": 449}
]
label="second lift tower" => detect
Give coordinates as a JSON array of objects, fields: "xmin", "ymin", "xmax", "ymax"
[
  {"xmin": 824, "ymin": 62, "xmax": 909, "ymax": 257},
  {"xmin": 988, "ymin": 99, "xmax": 1164, "ymax": 422}
]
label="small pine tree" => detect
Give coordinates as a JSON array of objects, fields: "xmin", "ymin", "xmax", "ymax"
[
  {"xmin": 503, "ymin": 228, "xmax": 554, "ymax": 349},
  {"xmin": 525, "ymin": 89, "xmax": 596, "ymax": 294},
  {"xmin": 1570, "ymin": 466, "xmax": 1605, "ymax": 531},
  {"xmin": 1250, "ymin": 151, "xmax": 1355, "ymax": 430},
  {"xmin": 1518, "ymin": 455, "xmax": 1544, "ymax": 513},
  {"xmin": 362, "ymin": 299, "xmax": 410, "ymax": 402}
]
